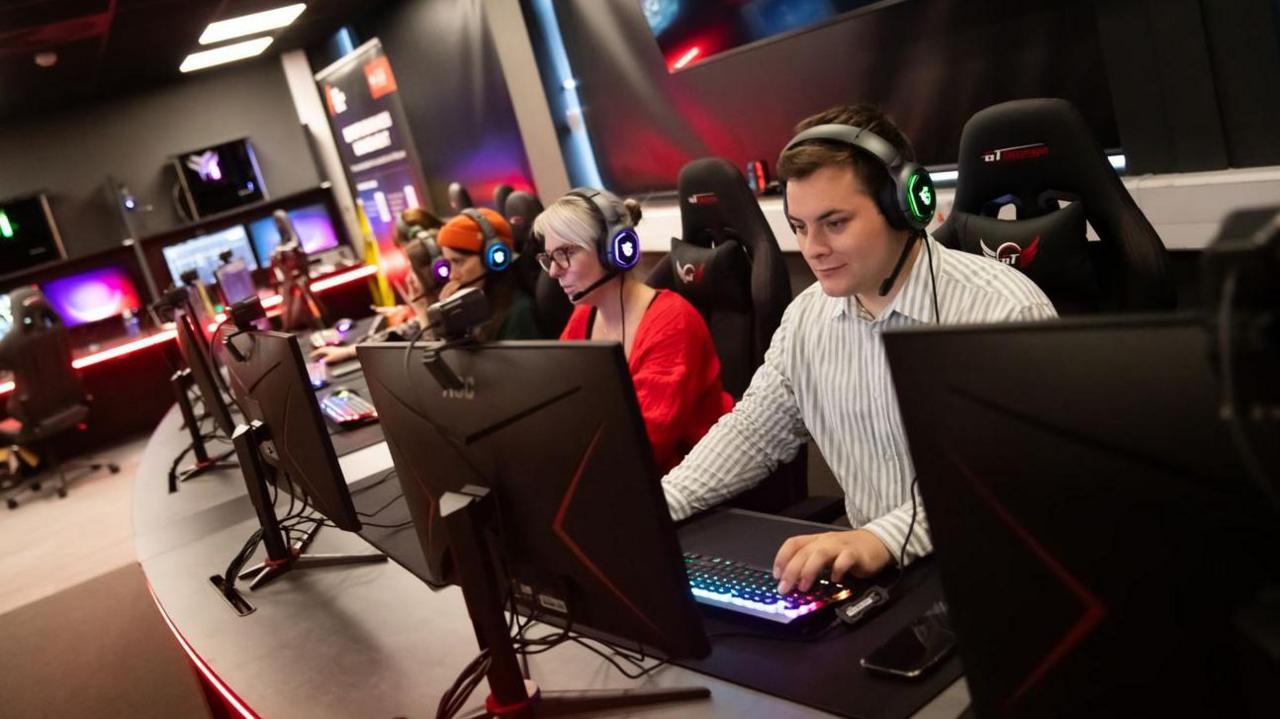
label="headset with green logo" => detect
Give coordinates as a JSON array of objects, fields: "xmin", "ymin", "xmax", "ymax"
[{"xmin": 780, "ymin": 123, "xmax": 937, "ymax": 232}]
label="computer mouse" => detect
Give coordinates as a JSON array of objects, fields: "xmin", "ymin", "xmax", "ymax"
[
  {"xmin": 335, "ymin": 317, "xmax": 354, "ymax": 333},
  {"xmin": 836, "ymin": 586, "xmax": 890, "ymax": 627}
]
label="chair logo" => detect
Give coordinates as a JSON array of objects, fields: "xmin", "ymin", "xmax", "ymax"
[
  {"xmin": 676, "ymin": 260, "xmax": 703, "ymax": 284},
  {"xmin": 982, "ymin": 143, "xmax": 1049, "ymax": 164},
  {"xmin": 185, "ymin": 151, "xmax": 222, "ymax": 182},
  {"xmin": 981, "ymin": 236, "xmax": 1040, "ymax": 269}
]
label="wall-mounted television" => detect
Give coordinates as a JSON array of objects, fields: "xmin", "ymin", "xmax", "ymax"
[
  {"xmin": 41, "ymin": 265, "xmax": 143, "ymax": 327},
  {"xmin": 643, "ymin": 0, "xmax": 911, "ymax": 71},
  {"xmin": 0, "ymin": 193, "xmax": 66, "ymax": 277},
  {"xmin": 172, "ymin": 137, "xmax": 267, "ymax": 219}
]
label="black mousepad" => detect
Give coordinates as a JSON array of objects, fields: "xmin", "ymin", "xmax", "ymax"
[{"xmin": 676, "ymin": 509, "xmax": 962, "ymax": 719}]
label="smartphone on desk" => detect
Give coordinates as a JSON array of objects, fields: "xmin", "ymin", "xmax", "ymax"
[{"xmin": 860, "ymin": 601, "xmax": 955, "ymax": 680}]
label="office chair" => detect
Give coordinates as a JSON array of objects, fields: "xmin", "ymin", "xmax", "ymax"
[
  {"xmin": 0, "ymin": 287, "xmax": 118, "ymax": 509},
  {"xmin": 646, "ymin": 157, "xmax": 812, "ymax": 514},
  {"xmin": 505, "ymin": 190, "xmax": 573, "ymax": 337},
  {"xmin": 933, "ymin": 98, "xmax": 1176, "ymax": 313},
  {"xmin": 447, "ymin": 182, "xmax": 474, "ymax": 212},
  {"xmin": 493, "ymin": 184, "xmax": 514, "ymax": 215}
]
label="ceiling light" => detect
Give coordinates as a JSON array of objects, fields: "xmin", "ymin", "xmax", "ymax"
[
  {"xmin": 180, "ymin": 37, "xmax": 274, "ymax": 73},
  {"xmin": 198, "ymin": 3, "xmax": 307, "ymax": 45},
  {"xmin": 34, "ymin": 51, "xmax": 58, "ymax": 68}
]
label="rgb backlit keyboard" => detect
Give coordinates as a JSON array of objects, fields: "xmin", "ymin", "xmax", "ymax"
[{"xmin": 684, "ymin": 552, "xmax": 853, "ymax": 625}]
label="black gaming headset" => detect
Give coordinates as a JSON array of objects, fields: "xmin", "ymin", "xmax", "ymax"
[
  {"xmin": 459, "ymin": 208, "xmax": 513, "ymax": 272},
  {"xmin": 780, "ymin": 123, "xmax": 937, "ymax": 233},
  {"xmin": 396, "ymin": 216, "xmax": 452, "ymax": 286},
  {"xmin": 567, "ymin": 187, "xmax": 641, "ymax": 273},
  {"xmin": 780, "ymin": 123, "xmax": 939, "ymax": 296}
]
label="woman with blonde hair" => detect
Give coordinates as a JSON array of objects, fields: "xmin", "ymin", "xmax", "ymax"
[{"xmin": 533, "ymin": 188, "xmax": 733, "ymax": 472}]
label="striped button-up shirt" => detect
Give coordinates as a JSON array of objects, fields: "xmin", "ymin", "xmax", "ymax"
[{"xmin": 662, "ymin": 237, "xmax": 1057, "ymax": 564}]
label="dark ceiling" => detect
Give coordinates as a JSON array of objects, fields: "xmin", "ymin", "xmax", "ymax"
[{"xmin": 0, "ymin": 0, "xmax": 390, "ymax": 121}]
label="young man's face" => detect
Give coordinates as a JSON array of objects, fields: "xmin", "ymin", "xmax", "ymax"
[{"xmin": 786, "ymin": 164, "xmax": 907, "ymax": 298}]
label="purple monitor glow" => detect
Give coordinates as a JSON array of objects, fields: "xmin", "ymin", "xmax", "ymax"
[
  {"xmin": 247, "ymin": 203, "xmax": 341, "ymax": 261},
  {"xmin": 41, "ymin": 266, "xmax": 143, "ymax": 327}
]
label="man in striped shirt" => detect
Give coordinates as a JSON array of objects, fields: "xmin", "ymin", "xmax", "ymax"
[{"xmin": 662, "ymin": 105, "xmax": 1056, "ymax": 595}]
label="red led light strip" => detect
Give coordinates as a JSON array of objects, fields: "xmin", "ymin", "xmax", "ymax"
[
  {"xmin": 671, "ymin": 47, "xmax": 701, "ymax": 70},
  {"xmin": 146, "ymin": 582, "xmax": 260, "ymax": 719}
]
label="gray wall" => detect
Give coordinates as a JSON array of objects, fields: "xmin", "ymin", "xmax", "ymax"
[{"xmin": 0, "ymin": 57, "xmax": 320, "ymax": 257}]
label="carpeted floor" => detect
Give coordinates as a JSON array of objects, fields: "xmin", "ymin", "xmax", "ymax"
[
  {"xmin": 0, "ymin": 434, "xmax": 145, "ymax": 616},
  {"xmin": 0, "ymin": 562, "xmax": 212, "ymax": 718}
]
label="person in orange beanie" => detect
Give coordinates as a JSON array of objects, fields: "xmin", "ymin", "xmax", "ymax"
[{"xmin": 436, "ymin": 208, "xmax": 541, "ymax": 341}]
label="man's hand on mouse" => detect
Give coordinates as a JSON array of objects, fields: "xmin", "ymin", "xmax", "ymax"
[{"xmin": 772, "ymin": 529, "xmax": 892, "ymax": 594}]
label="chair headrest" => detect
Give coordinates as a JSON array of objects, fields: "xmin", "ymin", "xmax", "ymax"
[
  {"xmin": 678, "ymin": 158, "xmax": 774, "ymax": 259},
  {"xmin": 493, "ymin": 184, "xmax": 515, "ymax": 214},
  {"xmin": 448, "ymin": 182, "xmax": 474, "ymax": 211},
  {"xmin": 8, "ymin": 286, "xmax": 61, "ymax": 330},
  {"xmin": 504, "ymin": 191, "xmax": 544, "ymax": 250},
  {"xmin": 953, "ymin": 98, "xmax": 1121, "ymax": 217},
  {"xmin": 667, "ymin": 237, "xmax": 751, "ymax": 313},
  {"xmin": 946, "ymin": 202, "xmax": 1101, "ymax": 313}
]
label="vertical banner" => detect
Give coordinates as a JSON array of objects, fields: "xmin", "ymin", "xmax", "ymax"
[{"xmin": 314, "ymin": 38, "xmax": 428, "ymax": 286}]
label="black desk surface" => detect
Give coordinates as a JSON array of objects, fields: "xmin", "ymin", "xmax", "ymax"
[{"xmin": 135, "ymin": 361, "xmax": 970, "ymax": 717}]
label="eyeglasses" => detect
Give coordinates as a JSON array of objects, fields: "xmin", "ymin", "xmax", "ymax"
[{"xmin": 536, "ymin": 245, "xmax": 582, "ymax": 273}]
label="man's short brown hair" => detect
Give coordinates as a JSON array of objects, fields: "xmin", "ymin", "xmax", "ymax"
[{"xmin": 777, "ymin": 104, "xmax": 915, "ymax": 201}]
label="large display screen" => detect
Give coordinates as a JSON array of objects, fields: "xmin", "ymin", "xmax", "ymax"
[
  {"xmin": 173, "ymin": 138, "xmax": 267, "ymax": 218},
  {"xmin": 41, "ymin": 266, "xmax": 143, "ymax": 327},
  {"xmin": 246, "ymin": 203, "xmax": 341, "ymax": 261},
  {"xmin": 0, "ymin": 194, "xmax": 65, "ymax": 276},
  {"xmin": 642, "ymin": 0, "xmax": 908, "ymax": 71},
  {"xmin": 162, "ymin": 225, "xmax": 259, "ymax": 285}
]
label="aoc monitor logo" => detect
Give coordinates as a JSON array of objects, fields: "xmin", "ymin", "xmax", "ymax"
[
  {"xmin": 185, "ymin": 151, "xmax": 222, "ymax": 182},
  {"xmin": 981, "ymin": 143, "xmax": 1049, "ymax": 164},
  {"xmin": 981, "ymin": 236, "xmax": 1040, "ymax": 270},
  {"xmin": 442, "ymin": 376, "xmax": 476, "ymax": 400}
]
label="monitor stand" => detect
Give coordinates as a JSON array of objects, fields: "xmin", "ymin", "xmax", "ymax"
[
  {"xmin": 210, "ymin": 420, "xmax": 386, "ymax": 614},
  {"xmin": 440, "ymin": 485, "xmax": 710, "ymax": 717},
  {"xmin": 169, "ymin": 369, "xmax": 235, "ymax": 493}
]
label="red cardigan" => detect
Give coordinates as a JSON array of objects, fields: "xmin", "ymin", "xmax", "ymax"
[{"xmin": 561, "ymin": 291, "xmax": 734, "ymax": 473}]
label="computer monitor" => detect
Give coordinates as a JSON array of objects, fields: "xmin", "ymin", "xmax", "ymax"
[
  {"xmin": 246, "ymin": 203, "xmax": 341, "ymax": 260},
  {"xmin": 40, "ymin": 266, "xmax": 143, "ymax": 328},
  {"xmin": 884, "ymin": 316, "xmax": 1280, "ymax": 718},
  {"xmin": 173, "ymin": 305, "xmax": 236, "ymax": 438},
  {"xmin": 222, "ymin": 329, "xmax": 364, "ymax": 531},
  {"xmin": 0, "ymin": 194, "xmax": 65, "ymax": 276},
  {"xmin": 172, "ymin": 137, "xmax": 266, "ymax": 219},
  {"xmin": 214, "ymin": 258, "xmax": 257, "ymax": 307},
  {"xmin": 218, "ymin": 326, "xmax": 383, "ymax": 595},
  {"xmin": 162, "ymin": 225, "xmax": 258, "ymax": 286},
  {"xmin": 357, "ymin": 340, "xmax": 708, "ymax": 659}
]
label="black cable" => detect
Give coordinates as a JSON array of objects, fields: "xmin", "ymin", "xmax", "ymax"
[
  {"xmin": 886, "ymin": 475, "xmax": 920, "ymax": 595},
  {"xmin": 618, "ymin": 276, "xmax": 626, "ymax": 355}
]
